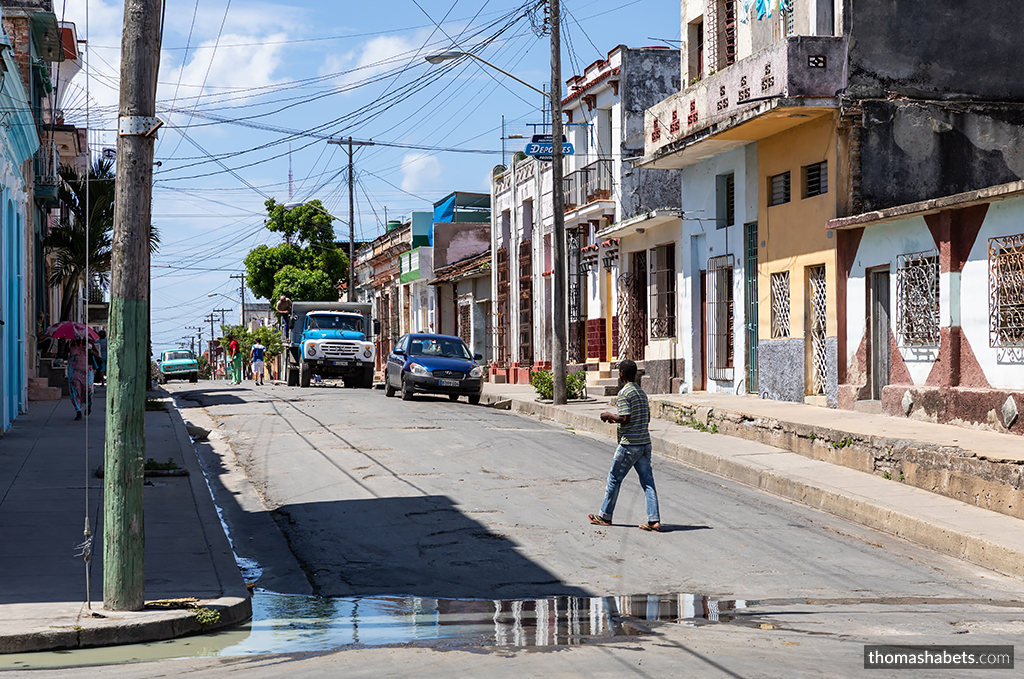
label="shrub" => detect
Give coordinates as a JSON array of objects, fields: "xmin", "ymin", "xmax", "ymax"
[{"xmin": 530, "ymin": 370, "xmax": 588, "ymax": 400}]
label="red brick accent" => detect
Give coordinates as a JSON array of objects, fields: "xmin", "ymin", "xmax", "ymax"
[
  {"xmin": 925, "ymin": 327, "xmax": 991, "ymax": 389},
  {"xmin": 925, "ymin": 205, "xmax": 988, "ymax": 274},
  {"xmin": 836, "ymin": 227, "xmax": 865, "ymax": 384},
  {"xmin": 611, "ymin": 315, "xmax": 619, "ymax": 358},
  {"xmin": 586, "ymin": 318, "xmax": 607, "ymax": 360}
]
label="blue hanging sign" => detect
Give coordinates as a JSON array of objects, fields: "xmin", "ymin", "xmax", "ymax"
[{"xmin": 524, "ymin": 133, "xmax": 574, "ymax": 160}]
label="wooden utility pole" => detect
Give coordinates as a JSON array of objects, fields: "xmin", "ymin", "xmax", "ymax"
[
  {"xmin": 329, "ymin": 137, "xmax": 374, "ymax": 301},
  {"xmin": 105, "ymin": 0, "xmax": 163, "ymax": 612},
  {"xmin": 550, "ymin": 0, "xmax": 567, "ymax": 405}
]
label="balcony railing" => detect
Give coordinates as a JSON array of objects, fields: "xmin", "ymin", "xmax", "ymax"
[
  {"xmin": 34, "ymin": 139, "xmax": 59, "ymax": 206},
  {"xmin": 562, "ymin": 159, "xmax": 613, "ymax": 213}
]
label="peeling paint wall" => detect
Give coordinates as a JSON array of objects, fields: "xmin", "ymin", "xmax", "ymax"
[{"xmin": 857, "ymin": 101, "xmax": 1024, "ymax": 214}]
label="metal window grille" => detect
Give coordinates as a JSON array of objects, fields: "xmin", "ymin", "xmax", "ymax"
[
  {"xmin": 989, "ymin": 233, "xmax": 1024, "ymax": 347},
  {"xmin": 617, "ymin": 251, "xmax": 648, "ymax": 361},
  {"xmin": 808, "ymin": 265, "xmax": 827, "ymax": 396},
  {"xmin": 519, "ymin": 239, "xmax": 534, "ymax": 367},
  {"xmin": 804, "ymin": 160, "xmax": 827, "ymax": 198},
  {"xmin": 770, "ymin": 172, "xmax": 790, "ymax": 206},
  {"xmin": 722, "ymin": 0, "xmax": 737, "ymax": 67},
  {"xmin": 649, "ymin": 243, "xmax": 676, "ymax": 339},
  {"xmin": 458, "ymin": 302, "xmax": 472, "ymax": 347},
  {"xmin": 726, "ymin": 173, "xmax": 735, "ymax": 226},
  {"xmin": 707, "ymin": 254, "xmax": 735, "ymax": 381},
  {"xmin": 896, "ymin": 251, "xmax": 939, "ymax": 347},
  {"xmin": 567, "ymin": 228, "xmax": 586, "ymax": 363},
  {"xmin": 771, "ymin": 271, "xmax": 790, "ymax": 338},
  {"xmin": 495, "ymin": 246, "xmax": 510, "ymax": 367}
]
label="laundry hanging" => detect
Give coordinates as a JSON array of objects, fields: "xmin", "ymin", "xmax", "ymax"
[
  {"xmin": 739, "ymin": 0, "xmax": 755, "ymax": 24},
  {"xmin": 755, "ymin": 0, "xmax": 770, "ymax": 20}
]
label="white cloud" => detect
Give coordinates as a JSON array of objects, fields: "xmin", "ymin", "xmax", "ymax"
[
  {"xmin": 400, "ymin": 152, "xmax": 441, "ymax": 193},
  {"xmin": 320, "ymin": 30, "xmax": 432, "ymax": 89}
]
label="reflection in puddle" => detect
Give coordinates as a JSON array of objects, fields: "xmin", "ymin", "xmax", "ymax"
[{"xmin": 0, "ymin": 592, "xmax": 754, "ymax": 669}]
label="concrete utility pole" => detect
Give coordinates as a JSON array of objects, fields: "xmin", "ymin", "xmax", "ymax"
[
  {"xmin": 550, "ymin": 0, "xmax": 568, "ymax": 405},
  {"xmin": 105, "ymin": 0, "xmax": 163, "ymax": 611},
  {"xmin": 328, "ymin": 137, "xmax": 374, "ymax": 302},
  {"xmin": 230, "ymin": 274, "xmax": 245, "ymax": 326}
]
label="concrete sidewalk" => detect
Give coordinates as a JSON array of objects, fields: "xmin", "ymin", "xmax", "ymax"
[
  {"xmin": 481, "ymin": 382, "xmax": 1024, "ymax": 581},
  {"xmin": 0, "ymin": 386, "xmax": 250, "ymax": 654}
]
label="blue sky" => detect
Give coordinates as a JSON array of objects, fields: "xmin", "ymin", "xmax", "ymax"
[{"xmin": 61, "ymin": 0, "xmax": 679, "ymax": 354}]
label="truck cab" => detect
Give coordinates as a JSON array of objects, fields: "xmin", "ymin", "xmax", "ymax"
[{"xmin": 285, "ymin": 302, "xmax": 378, "ymax": 388}]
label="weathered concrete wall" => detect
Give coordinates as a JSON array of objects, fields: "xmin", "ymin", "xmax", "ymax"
[
  {"xmin": 858, "ymin": 101, "xmax": 1024, "ymax": 213},
  {"xmin": 846, "ymin": 0, "xmax": 1024, "ymax": 101},
  {"xmin": 638, "ymin": 358, "xmax": 685, "ymax": 395},
  {"xmin": 431, "ymin": 222, "xmax": 490, "ymax": 269},
  {"xmin": 758, "ymin": 339, "xmax": 805, "ymax": 402}
]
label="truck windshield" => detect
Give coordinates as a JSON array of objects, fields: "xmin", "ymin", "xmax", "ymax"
[{"xmin": 307, "ymin": 315, "xmax": 363, "ymax": 333}]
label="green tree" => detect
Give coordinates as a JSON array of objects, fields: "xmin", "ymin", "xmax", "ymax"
[
  {"xmin": 45, "ymin": 160, "xmax": 161, "ymax": 320},
  {"xmin": 272, "ymin": 265, "xmax": 337, "ymax": 302},
  {"xmin": 244, "ymin": 200, "xmax": 347, "ymax": 304}
]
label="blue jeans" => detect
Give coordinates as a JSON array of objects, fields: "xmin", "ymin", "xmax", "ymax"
[{"xmin": 599, "ymin": 443, "xmax": 660, "ymax": 523}]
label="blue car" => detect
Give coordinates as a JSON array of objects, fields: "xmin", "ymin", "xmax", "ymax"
[{"xmin": 384, "ymin": 333, "xmax": 484, "ymax": 404}]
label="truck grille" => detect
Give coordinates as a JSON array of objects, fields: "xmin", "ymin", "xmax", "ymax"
[{"xmin": 320, "ymin": 342, "xmax": 359, "ymax": 358}]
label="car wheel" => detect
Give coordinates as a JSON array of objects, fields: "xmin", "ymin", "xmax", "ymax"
[
  {"xmin": 468, "ymin": 394, "xmax": 481, "ymax": 405},
  {"xmin": 384, "ymin": 373, "xmax": 396, "ymax": 397},
  {"xmin": 286, "ymin": 366, "xmax": 299, "ymax": 387},
  {"xmin": 401, "ymin": 375, "xmax": 413, "ymax": 401},
  {"xmin": 448, "ymin": 394, "xmax": 459, "ymax": 402}
]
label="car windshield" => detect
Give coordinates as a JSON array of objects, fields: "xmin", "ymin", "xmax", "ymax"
[
  {"xmin": 164, "ymin": 351, "xmax": 193, "ymax": 361},
  {"xmin": 307, "ymin": 314, "xmax": 363, "ymax": 332},
  {"xmin": 407, "ymin": 338, "xmax": 472, "ymax": 359}
]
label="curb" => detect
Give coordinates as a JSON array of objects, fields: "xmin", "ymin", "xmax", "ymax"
[
  {"xmin": 0, "ymin": 393, "xmax": 253, "ymax": 655},
  {"xmin": 481, "ymin": 391, "xmax": 1024, "ymax": 581}
]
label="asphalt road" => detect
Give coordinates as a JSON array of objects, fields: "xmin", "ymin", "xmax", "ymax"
[{"xmin": 17, "ymin": 380, "xmax": 1022, "ymax": 678}]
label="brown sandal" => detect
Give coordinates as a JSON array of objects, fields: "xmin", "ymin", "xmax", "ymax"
[{"xmin": 588, "ymin": 514, "xmax": 612, "ymax": 526}]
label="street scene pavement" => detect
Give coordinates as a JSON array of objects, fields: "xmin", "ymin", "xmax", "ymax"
[{"xmin": 5, "ymin": 379, "xmax": 1022, "ymax": 676}]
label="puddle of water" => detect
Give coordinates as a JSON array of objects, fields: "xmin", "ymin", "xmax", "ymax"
[{"xmin": 0, "ymin": 592, "xmax": 754, "ymax": 669}]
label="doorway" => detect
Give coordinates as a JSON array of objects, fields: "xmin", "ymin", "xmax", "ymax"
[
  {"xmin": 869, "ymin": 268, "xmax": 891, "ymax": 400},
  {"xmin": 698, "ymin": 269, "xmax": 707, "ymax": 392}
]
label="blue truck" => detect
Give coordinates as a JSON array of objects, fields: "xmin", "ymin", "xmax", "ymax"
[{"xmin": 284, "ymin": 302, "xmax": 380, "ymax": 388}]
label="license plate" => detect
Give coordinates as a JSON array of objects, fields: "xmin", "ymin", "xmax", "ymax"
[
  {"xmin": 333, "ymin": 360, "xmax": 350, "ymax": 366},
  {"xmin": 439, "ymin": 379, "xmax": 460, "ymax": 387}
]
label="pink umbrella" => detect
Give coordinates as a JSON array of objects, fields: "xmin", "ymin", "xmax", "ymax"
[{"xmin": 47, "ymin": 321, "xmax": 100, "ymax": 341}]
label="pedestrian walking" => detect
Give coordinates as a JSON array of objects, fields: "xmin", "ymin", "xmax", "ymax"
[
  {"xmin": 228, "ymin": 334, "xmax": 242, "ymax": 385},
  {"xmin": 588, "ymin": 359, "xmax": 662, "ymax": 532},
  {"xmin": 95, "ymin": 329, "xmax": 108, "ymax": 384},
  {"xmin": 251, "ymin": 340, "xmax": 266, "ymax": 385},
  {"xmin": 67, "ymin": 339, "xmax": 94, "ymax": 420}
]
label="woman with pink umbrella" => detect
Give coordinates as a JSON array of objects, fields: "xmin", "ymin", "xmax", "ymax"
[{"xmin": 48, "ymin": 322, "xmax": 99, "ymax": 421}]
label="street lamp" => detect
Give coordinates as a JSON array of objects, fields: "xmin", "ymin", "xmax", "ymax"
[
  {"xmin": 424, "ymin": 51, "xmax": 547, "ymax": 97},
  {"xmin": 425, "ymin": 32, "xmax": 567, "ymax": 404}
]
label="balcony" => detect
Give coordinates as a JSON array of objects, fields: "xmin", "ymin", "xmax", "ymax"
[
  {"xmin": 562, "ymin": 159, "xmax": 613, "ymax": 214},
  {"xmin": 34, "ymin": 139, "xmax": 59, "ymax": 207},
  {"xmin": 640, "ymin": 36, "xmax": 847, "ymax": 170}
]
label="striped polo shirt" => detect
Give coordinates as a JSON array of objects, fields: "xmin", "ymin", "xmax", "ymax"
[{"xmin": 616, "ymin": 381, "xmax": 651, "ymax": 446}]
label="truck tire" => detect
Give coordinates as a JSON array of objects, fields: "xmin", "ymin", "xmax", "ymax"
[
  {"xmin": 287, "ymin": 366, "xmax": 299, "ymax": 387},
  {"xmin": 299, "ymin": 361, "xmax": 311, "ymax": 388},
  {"xmin": 189, "ymin": 372, "xmax": 198, "ymax": 383},
  {"xmin": 361, "ymin": 365, "xmax": 374, "ymax": 389},
  {"xmin": 469, "ymin": 394, "xmax": 481, "ymax": 405}
]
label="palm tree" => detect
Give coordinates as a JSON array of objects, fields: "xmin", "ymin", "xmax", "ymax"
[{"xmin": 45, "ymin": 159, "xmax": 159, "ymax": 321}]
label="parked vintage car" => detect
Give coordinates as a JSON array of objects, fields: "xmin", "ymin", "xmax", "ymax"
[
  {"xmin": 383, "ymin": 333, "xmax": 483, "ymax": 404},
  {"xmin": 158, "ymin": 349, "xmax": 199, "ymax": 384}
]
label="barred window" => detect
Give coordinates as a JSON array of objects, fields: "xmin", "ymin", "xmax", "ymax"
[
  {"xmin": 804, "ymin": 160, "xmax": 828, "ymax": 198},
  {"xmin": 990, "ymin": 234, "xmax": 1024, "ymax": 347},
  {"xmin": 707, "ymin": 255, "xmax": 735, "ymax": 381},
  {"xmin": 771, "ymin": 270, "xmax": 790, "ymax": 338},
  {"xmin": 896, "ymin": 251, "xmax": 939, "ymax": 347},
  {"xmin": 770, "ymin": 172, "xmax": 790, "ymax": 206},
  {"xmin": 649, "ymin": 243, "xmax": 676, "ymax": 339}
]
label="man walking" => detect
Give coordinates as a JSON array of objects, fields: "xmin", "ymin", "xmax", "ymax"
[
  {"xmin": 589, "ymin": 359, "xmax": 662, "ymax": 532},
  {"xmin": 251, "ymin": 340, "xmax": 266, "ymax": 385},
  {"xmin": 228, "ymin": 334, "xmax": 242, "ymax": 385}
]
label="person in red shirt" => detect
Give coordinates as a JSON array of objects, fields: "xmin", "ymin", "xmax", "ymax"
[{"xmin": 228, "ymin": 335, "xmax": 242, "ymax": 385}]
